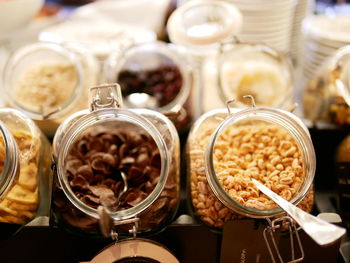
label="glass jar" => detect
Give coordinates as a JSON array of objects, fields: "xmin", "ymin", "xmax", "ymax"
[
  {"xmin": 90, "ymin": 238, "xmax": 179, "ymax": 263},
  {"xmin": 187, "ymin": 101, "xmax": 316, "ymax": 228},
  {"xmin": 104, "ymin": 41, "xmax": 194, "ymax": 133},
  {"xmin": 167, "ymin": 0, "xmax": 243, "ymax": 116},
  {"xmin": 2, "ymin": 41, "xmax": 99, "ymax": 137},
  {"xmin": 0, "ymin": 108, "xmax": 52, "ymax": 226},
  {"xmin": 216, "ymin": 43, "xmax": 294, "ymax": 110},
  {"xmin": 167, "ymin": 0, "xmax": 242, "ymax": 55},
  {"xmin": 303, "ymin": 46, "xmax": 350, "ymax": 126},
  {"xmin": 51, "ymin": 83, "xmax": 180, "ymax": 237}
]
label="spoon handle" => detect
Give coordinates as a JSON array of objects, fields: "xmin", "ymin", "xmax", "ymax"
[{"xmin": 252, "ymin": 179, "xmax": 346, "ymax": 246}]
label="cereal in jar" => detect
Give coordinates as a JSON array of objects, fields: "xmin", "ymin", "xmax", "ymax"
[
  {"xmin": 303, "ymin": 46, "xmax": 350, "ymax": 126},
  {"xmin": 2, "ymin": 42, "xmax": 99, "ymax": 136},
  {"xmin": 104, "ymin": 41, "xmax": 194, "ymax": 133},
  {"xmin": 52, "ymin": 84, "xmax": 180, "ymax": 237},
  {"xmin": 187, "ymin": 102, "xmax": 316, "ymax": 228},
  {"xmin": 0, "ymin": 108, "xmax": 52, "ymax": 226}
]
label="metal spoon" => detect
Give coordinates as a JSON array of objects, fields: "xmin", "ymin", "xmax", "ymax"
[
  {"xmin": 252, "ymin": 179, "xmax": 346, "ymax": 246},
  {"xmin": 125, "ymin": 93, "xmax": 159, "ymax": 108},
  {"xmin": 98, "ymin": 171, "xmax": 128, "ymax": 238}
]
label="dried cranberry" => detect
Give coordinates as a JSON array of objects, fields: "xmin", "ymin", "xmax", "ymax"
[{"xmin": 117, "ymin": 64, "xmax": 183, "ymax": 107}]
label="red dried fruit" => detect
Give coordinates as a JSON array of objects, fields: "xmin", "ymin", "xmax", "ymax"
[{"xmin": 117, "ymin": 64, "xmax": 183, "ymax": 107}]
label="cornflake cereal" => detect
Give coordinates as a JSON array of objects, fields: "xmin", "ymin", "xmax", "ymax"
[
  {"xmin": 189, "ymin": 120, "xmax": 314, "ymax": 228},
  {"xmin": 0, "ymin": 130, "xmax": 40, "ymax": 225}
]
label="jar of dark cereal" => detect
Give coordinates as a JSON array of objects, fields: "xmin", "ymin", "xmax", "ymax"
[
  {"xmin": 187, "ymin": 100, "xmax": 316, "ymax": 228},
  {"xmin": 2, "ymin": 41, "xmax": 99, "ymax": 137},
  {"xmin": 104, "ymin": 41, "xmax": 194, "ymax": 133},
  {"xmin": 0, "ymin": 108, "xmax": 52, "ymax": 227},
  {"xmin": 52, "ymin": 83, "xmax": 180, "ymax": 238}
]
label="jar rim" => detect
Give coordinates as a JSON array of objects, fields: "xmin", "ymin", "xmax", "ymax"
[
  {"xmin": 204, "ymin": 106, "xmax": 316, "ymax": 218},
  {"xmin": 167, "ymin": 0, "xmax": 242, "ymax": 47},
  {"xmin": 56, "ymin": 107, "xmax": 170, "ymax": 221},
  {"xmin": 2, "ymin": 42, "xmax": 84, "ymax": 120},
  {"xmin": 92, "ymin": 238, "xmax": 179, "ymax": 263},
  {"xmin": 104, "ymin": 40, "xmax": 192, "ymax": 113}
]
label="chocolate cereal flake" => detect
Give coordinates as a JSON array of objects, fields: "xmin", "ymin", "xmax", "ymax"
[{"xmin": 65, "ymin": 126, "xmax": 161, "ymax": 211}]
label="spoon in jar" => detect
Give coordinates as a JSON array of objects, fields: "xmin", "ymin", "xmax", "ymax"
[
  {"xmin": 125, "ymin": 93, "xmax": 159, "ymax": 108},
  {"xmin": 98, "ymin": 171, "xmax": 129, "ymax": 238},
  {"xmin": 252, "ymin": 179, "xmax": 346, "ymax": 246}
]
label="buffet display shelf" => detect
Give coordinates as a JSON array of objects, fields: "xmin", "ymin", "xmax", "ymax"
[{"xmin": 0, "ymin": 125, "xmax": 349, "ymax": 263}]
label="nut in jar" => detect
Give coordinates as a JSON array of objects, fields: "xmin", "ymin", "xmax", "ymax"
[{"xmin": 187, "ymin": 99, "xmax": 316, "ymax": 228}]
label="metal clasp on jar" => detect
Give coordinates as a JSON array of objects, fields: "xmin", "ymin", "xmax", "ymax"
[
  {"xmin": 90, "ymin": 83, "xmax": 123, "ymax": 111},
  {"xmin": 264, "ymin": 216, "xmax": 304, "ymax": 263},
  {"xmin": 98, "ymin": 205, "xmax": 139, "ymax": 242}
]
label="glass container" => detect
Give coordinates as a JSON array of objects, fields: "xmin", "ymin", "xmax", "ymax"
[
  {"xmin": 187, "ymin": 100, "xmax": 316, "ymax": 228},
  {"xmin": 2, "ymin": 41, "xmax": 99, "ymax": 137},
  {"xmin": 167, "ymin": 0, "xmax": 242, "ymax": 54},
  {"xmin": 303, "ymin": 45, "xmax": 350, "ymax": 126},
  {"xmin": 104, "ymin": 41, "xmax": 193, "ymax": 133},
  {"xmin": 0, "ymin": 108, "xmax": 52, "ymax": 226},
  {"xmin": 217, "ymin": 43, "xmax": 294, "ymax": 109},
  {"xmin": 89, "ymin": 238, "xmax": 179, "ymax": 263},
  {"xmin": 51, "ymin": 83, "xmax": 180, "ymax": 238}
]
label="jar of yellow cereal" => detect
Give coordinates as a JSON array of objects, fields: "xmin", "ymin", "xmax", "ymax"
[
  {"xmin": 2, "ymin": 42, "xmax": 99, "ymax": 137},
  {"xmin": 187, "ymin": 98, "xmax": 316, "ymax": 228},
  {"xmin": 0, "ymin": 108, "xmax": 52, "ymax": 226}
]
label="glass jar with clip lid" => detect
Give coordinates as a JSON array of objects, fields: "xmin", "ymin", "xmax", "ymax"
[
  {"xmin": 167, "ymin": 0, "xmax": 243, "ymax": 115},
  {"xmin": 303, "ymin": 45, "xmax": 350, "ymax": 126},
  {"xmin": 215, "ymin": 41, "xmax": 294, "ymax": 111},
  {"xmin": 2, "ymin": 41, "xmax": 99, "ymax": 137},
  {"xmin": 187, "ymin": 96, "xmax": 317, "ymax": 261},
  {"xmin": 104, "ymin": 41, "xmax": 194, "ymax": 133},
  {"xmin": 0, "ymin": 108, "xmax": 52, "ymax": 228},
  {"xmin": 51, "ymin": 83, "xmax": 180, "ymax": 240}
]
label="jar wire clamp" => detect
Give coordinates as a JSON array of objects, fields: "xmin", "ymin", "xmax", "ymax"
[
  {"xmin": 90, "ymin": 83, "xmax": 123, "ymax": 111},
  {"xmin": 264, "ymin": 216, "xmax": 304, "ymax": 263},
  {"xmin": 97, "ymin": 171, "xmax": 139, "ymax": 242}
]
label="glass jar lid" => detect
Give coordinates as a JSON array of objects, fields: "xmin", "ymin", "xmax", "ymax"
[
  {"xmin": 218, "ymin": 43, "xmax": 294, "ymax": 108},
  {"xmin": 2, "ymin": 42, "xmax": 84, "ymax": 120},
  {"xmin": 205, "ymin": 102, "xmax": 316, "ymax": 218},
  {"xmin": 167, "ymin": 0, "xmax": 242, "ymax": 48},
  {"xmin": 104, "ymin": 41, "xmax": 191, "ymax": 112},
  {"xmin": 55, "ymin": 84, "xmax": 170, "ymax": 222},
  {"xmin": 90, "ymin": 238, "xmax": 179, "ymax": 263}
]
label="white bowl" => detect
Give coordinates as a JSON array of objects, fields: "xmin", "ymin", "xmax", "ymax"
[{"xmin": 0, "ymin": 0, "xmax": 44, "ymax": 36}]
